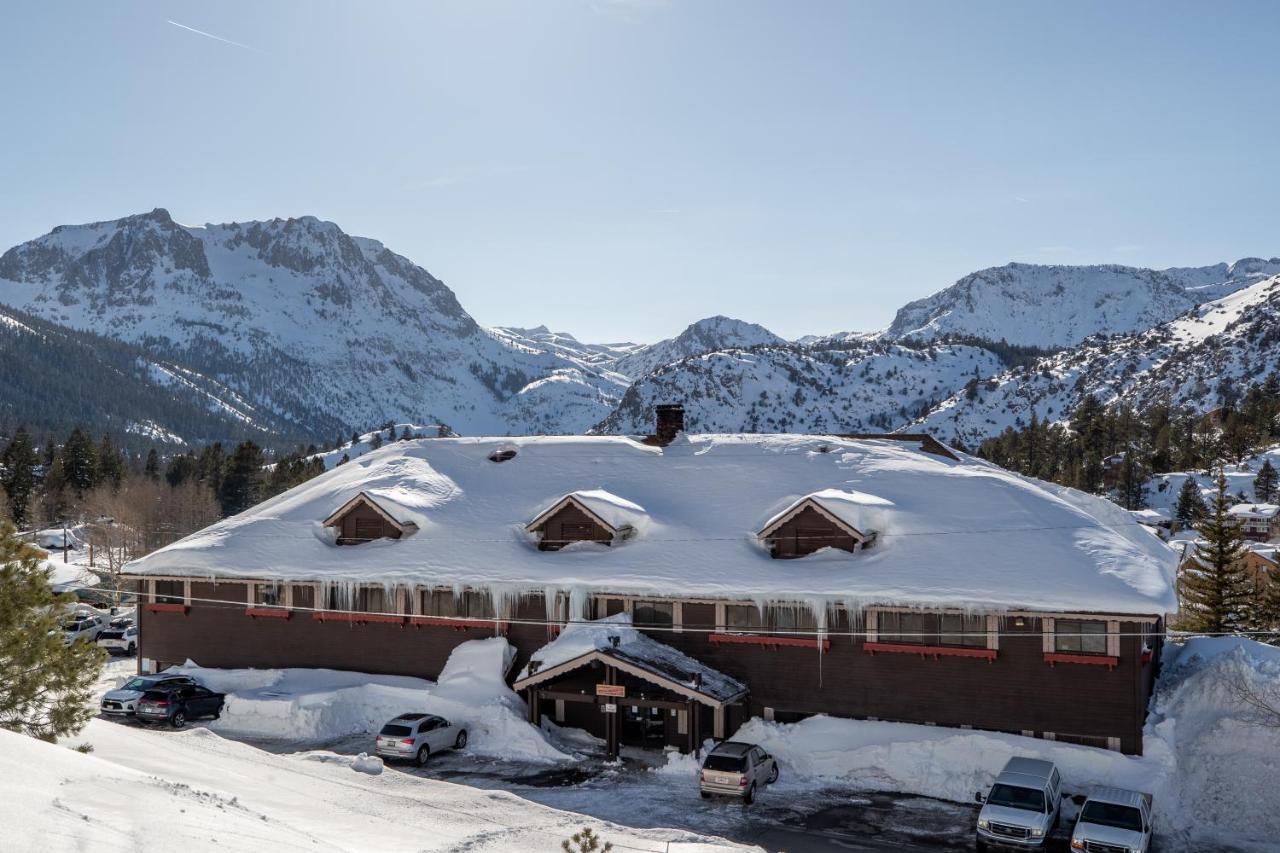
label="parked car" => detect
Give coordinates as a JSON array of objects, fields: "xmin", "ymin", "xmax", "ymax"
[
  {"xmin": 698, "ymin": 741, "xmax": 778, "ymax": 805},
  {"xmin": 1070, "ymin": 787, "xmax": 1154, "ymax": 853},
  {"xmin": 374, "ymin": 713, "xmax": 468, "ymax": 765},
  {"xmin": 60, "ymin": 611, "xmax": 106, "ymax": 645},
  {"xmin": 97, "ymin": 620, "xmax": 138, "ymax": 655},
  {"xmin": 975, "ymin": 757, "xmax": 1063, "ymax": 851},
  {"xmin": 135, "ymin": 683, "xmax": 225, "ymax": 728},
  {"xmin": 101, "ymin": 673, "xmax": 197, "ymax": 717}
]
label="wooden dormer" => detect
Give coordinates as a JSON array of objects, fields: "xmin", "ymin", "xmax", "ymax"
[
  {"xmin": 323, "ymin": 492, "xmax": 418, "ymax": 546},
  {"xmin": 526, "ymin": 494, "xmax": 634, "ymax": 551},
  {"xmin": 757, "ymin": 496, "xmax": 873, "ymax": 559}
]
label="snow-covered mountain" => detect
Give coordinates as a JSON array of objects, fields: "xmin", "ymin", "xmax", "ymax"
[
  {"xmin": 884, "ymin": 259, "xmax": 1280, "ymax": 348},
  {"xmin": 611, "ymin": 316, "xmax": 785, "ymax": 379},
  {"xmin": 595, "ymin": 340, "xmax": 1003, "ymax": 435},
  {"xmin": 915, "ymin": 274, "xmax": 1280, "ymax": 445},
  {"xmin": 0, "ymin": 209, "xmax": 632, "ymax": 437}
]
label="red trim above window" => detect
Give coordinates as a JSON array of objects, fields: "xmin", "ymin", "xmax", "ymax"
[
  {"xmin": 864, "ymin": 642, "xmax": 996, "ymax": 661},
  {"xmin": 245, "ymin": 607, "xmax": 290, "ymax": 619},
  {"xmin": 709, "ymin": 632, "xmax": 831, "ymax": 652},
  {"xmin": 408, "ymin": 615, "xmax": 507, "ymax": 634},
  {"xmin": 144, "ymin": 603, "xmax": 188, "ymax": 614},
  {"xmin": 1044, "ymin": 652, "xmax": 1119, "ymax": 669},
  {"xmin": 311, "ymin": 612, "xmax": 406, "ymax": 626}
]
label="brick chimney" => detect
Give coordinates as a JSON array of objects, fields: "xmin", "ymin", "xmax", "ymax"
[{"xmin": 653, "ymin": 403, "xmax": 684, "ymax": 446}]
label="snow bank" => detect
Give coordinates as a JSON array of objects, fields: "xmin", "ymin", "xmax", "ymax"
[
  {"xmin": 727, "ymin": 636, "xmax": 1280, "ymax": 851},
  {"xmin": 175, "ymin": 638, "xmax": 570, "ymax": 763},
  {"xmin": 350, "ymin": 752, "xmax": 384, "ymax": 775}
]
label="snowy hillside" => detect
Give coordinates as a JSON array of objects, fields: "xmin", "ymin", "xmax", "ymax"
[
  {"xmin": 0, "ymin": 210, "xmax": 629, "ymax": 437},
  {"xmin": 595, "ymin": 341, "xmax": 1004, "ymax": 436},
  {"xmin": 884, "ymin": 259, "xmax": 1280, "ymax": 348},
  {"xmin": 916, "ymin": 275, "xmax": 1280, "ymax": 445}
]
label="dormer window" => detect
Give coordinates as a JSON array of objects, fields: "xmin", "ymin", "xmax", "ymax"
[
  {"xmin": 526, "ymin": 489, "xmax": 648, "ymax": 552},
  {"xmin": 757, "ymin": 489, "xmax": 891, "ymax": 559},
  {"xmin": 323, "ymin": 491, "xmax": 418, "ymax": 546}
]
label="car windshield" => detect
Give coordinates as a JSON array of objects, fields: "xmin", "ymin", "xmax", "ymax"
[
  {"xmin": 62, "ymin": 621, "xmax": 83, "ymax": 631},
  {"xmin": 703, "ymin": 754, "xmax": 747, "ymax": 773},
  {"xmin": 121, "ymin": 677, "xmax": 157, "ymax": 690},
  {"xmin": 1080, "ymin": 801, "xmax": 1143, "ymax": 832},
  {"xmin": 380, "ymin": 724, "xmax": 412, "ymax": 736},
  {"xmin": 987, "ymin": 784, "xmax": 1046, "ymax": 813}
]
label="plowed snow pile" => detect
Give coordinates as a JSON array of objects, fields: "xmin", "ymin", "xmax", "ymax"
[
  {"xmin": 173, "ymin": 637, "xmax": 570, "ymax": 762},
  {"xmin": 727, "ymin": 637, "xmax": 1280, "ymax": 852}
]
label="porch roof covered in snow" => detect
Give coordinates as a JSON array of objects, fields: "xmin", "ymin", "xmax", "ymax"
[{"xmin": 123, "ymin": 433, "xmax": 1180, "ymax": 616}]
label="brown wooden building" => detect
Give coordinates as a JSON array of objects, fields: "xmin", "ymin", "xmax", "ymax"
[{"xmin": 125, "ymin": 411, "xmax": 1177, "ymax": 757}]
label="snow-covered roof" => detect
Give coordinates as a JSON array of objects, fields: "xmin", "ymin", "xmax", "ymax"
[
  {"xmin": 526, "ymin": 489, "xmax": 649, "ymax": 535},
  {"xmin": 124, "ymin": 433, "xmax": 1178, "ymax": 615},
  {"xmin": 1227, "ymin": 503, "xmax": 1280, "ymax": 520},
  {"xmin": 323, "ymin": 490, "xmax": 421, "ymax": 532},
  {"xmin": 514, "ymin": 614, "xmax": 746, "ymax": 705},
  {"xmin": 758, "ymin": 488, "xmax": 893, "ymax": 540},
  {"xmin": 1128, "ymin": 508, "xmax": 1171, "ymax": 523}
]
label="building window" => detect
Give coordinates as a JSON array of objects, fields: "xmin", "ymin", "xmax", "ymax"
[
  {"xmin": 1055, "ymin": 619, "xmax": 1108, "ymax": 655},
  {"xmin": 420, "ymin": 589, "xmax": 494, "ymax": 619},
  {"xmin": 879, "ymin": 611, "xmax": 930, "ymax": 644},
  {"xmin": 292, "ymin": 585, "xmax": 315, "ymax": 611},
  {"xmin": 255, "ymin": 583, "xmax": 283, "ymax": 607},
  {"xmin": 939, "ymin": 614, "xmax": 987, "ymax": 648},
  {"xmin": 155, "ymin": 580, "xmax": 184, "ymax": 604},
  {"xmin": 772, "ymin": 605, "xmax": 818, "ymax": 634},
  {"xmin": 355, "ymin": 587, "xmax": 387, "ymax": 614},
  {"xmin": 725, "ymin": 604, "xmax": 766, "ymax": 632},
  {"xmin": 633, "ymin": 600, "xmax": 673, "ymax": 628},
  {"xmin": 353, "ymin": 518, "xmax": 383, "ymax": 543}
]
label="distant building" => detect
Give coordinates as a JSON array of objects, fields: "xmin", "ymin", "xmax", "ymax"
[{"xmin": 1227, "ymin": 503, "xmax": 1280, "ymax": 542}]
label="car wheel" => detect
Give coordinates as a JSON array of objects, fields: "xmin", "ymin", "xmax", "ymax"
[
  {"xmin": 700, "ymin": 791, "xmax": 711, "ymax": 800},
  {"xmin": 975, "ymin": 839, "xmax": 988, "ymax": 853},
  {"xmin": 767, "ymin": 763, "xmax": 779, "ymax": 784},
  {"xmin": 171, "ymin": 710, "xmax": 186, "ymax": 729},
  {"xmin": 127, "ymin": 643, "xmax": 136, "ymax": 655},
  {"xmin": 742, "ymin": 783, "xmax": 756, "ymax": 806},
  {"xmin": 454, "ymin": 730, "xmax": 468, "ymax": 750},
  {"xmin": 415, "ymin": 745, "xmax": 430, "ymax": 766}
]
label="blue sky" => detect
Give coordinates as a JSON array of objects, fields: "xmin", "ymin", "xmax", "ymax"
[{"xmin": 3, "ymin": 1, "xmax": 1278, "ymax": 341}]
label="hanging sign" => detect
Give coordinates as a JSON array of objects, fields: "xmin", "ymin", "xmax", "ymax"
[{"xmin": 596, "ymin": 684, "xmax": 626, "ymax": 698}]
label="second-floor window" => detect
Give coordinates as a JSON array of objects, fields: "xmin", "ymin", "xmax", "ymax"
[
  {"xmin": 878, "ymin": 611, "xmax": 986, "ymax": 648},
  {"xmin": 1054, "ymin": 619, "xmax": 1107, "ymax": 655},
  {"xmin": 255, "ymin": 583, "xmax": 283, "ymax": 607},
  {"xmin": 155, "ymin": 580, "xmax": 184, "ymax": 604},
  {"xmin": 633, "ymin": 600, "xmax": 673, "ymax": 628}
]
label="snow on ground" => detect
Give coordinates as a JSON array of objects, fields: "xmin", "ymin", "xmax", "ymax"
[
  {"xmin": 172, "ymin": 638, "xmax": 571, "ymax": 762},
  {"xmin": 696, "ymin": 636, "xmax": 1280, "ymax": 852}
]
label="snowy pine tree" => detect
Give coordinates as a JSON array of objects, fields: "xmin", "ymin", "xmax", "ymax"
[
  {"xmin": 1255, "ymin": 459, "xmax": 1278, "ymax": 504},
  {"xmin": 1174, "ymin": 476, "xmax": 1208, "ymax": 529},
  {"xmin": 0, "ymin": 523, "xmax": 105, "ymax": 740},
  {"xmin": 1181, "ymin": 473, "xmax": 1251, "ymax": 634},
  {"xmin": 0, "ymin": 427, "xmax": 38, "ymax": 526}
]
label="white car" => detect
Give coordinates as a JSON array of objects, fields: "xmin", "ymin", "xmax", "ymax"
[
  {"xmin": 96, "ymin": 621, "xmax": 138, "ymax": 655},
  {"xmin": 1070, "ymin": 787, "xmax": 1154, "ymax": 853},
  {"xmin": 61, "ymin": 612, "xmax": 106, "ymax": 645},
  {"xmin": 375, "ymin": 713, "xmax": 468, "ymax": 765},
  {"xmin": 975, "ymin": 757, "xmax": 1063, "ymax": 850}
]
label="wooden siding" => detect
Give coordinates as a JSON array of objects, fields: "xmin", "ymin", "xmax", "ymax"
[
  {"xmin": 333, "ymin": 501, "xmax": 403, "ymax": 546},
  {"xmin": 137, "ymin": 587, "xmax": 1159, "ymax": 754},
  {"xmin": 767, "ymin": 505, "xmax": 858, "ymax": 558},
  {"xmin": 531, "ymin": 503, "xmax": 612, "ymax": 551}
]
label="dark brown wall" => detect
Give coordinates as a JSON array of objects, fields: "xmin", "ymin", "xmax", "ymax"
[
  {"xmin": 140, "ymin": 588, "xmax": 1157, "ymax": 754},
  {"xmin": 533, "ymin": 504, "xmax": 612, "ymax": 551},
  {"xmin": 768, "ymin": 506, "xmax": 858, "ymax": 558},
  {"xmin": 335, "ymin": 503, "xmax": 403, "ymax": 545}
]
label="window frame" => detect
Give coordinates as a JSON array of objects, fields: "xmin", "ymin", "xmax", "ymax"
[{"xmin": 1054, "ymin": 619, "xmax": 1108, "ymax": 655}]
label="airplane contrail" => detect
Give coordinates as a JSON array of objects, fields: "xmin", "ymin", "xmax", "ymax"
[{"xmin": 167, "ymin": 20, "xmax": 265, "ymax": 54}]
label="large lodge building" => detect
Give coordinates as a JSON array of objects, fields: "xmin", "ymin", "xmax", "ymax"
[{"xmin": 124, "ymin": 407, "xmax": 1178, "ymax": 757}]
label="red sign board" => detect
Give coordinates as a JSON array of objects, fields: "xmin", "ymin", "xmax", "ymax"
[{"xmin": 595, "ymin": 684, "xmax": 626, "ymax": 698}]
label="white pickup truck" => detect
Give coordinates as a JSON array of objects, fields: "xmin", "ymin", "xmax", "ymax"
[{"xmin": 1070, "ymin": 787, "xmax": 1154, "ymax": 853}]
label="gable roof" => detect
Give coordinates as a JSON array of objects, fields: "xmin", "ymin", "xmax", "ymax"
[
  {"xmin": 123, "ymin": 433, "xmax": 1179, "ymax": 616},
  {"xmin": 525, "ymin": 489, "xmax": 649, "ymax": 536},
  {"xmin": 1228, "ymin": 503, "xmax": 1280, "ymax": 520},
  {"xmin": 322, "ymin": 491, "xmax": 419, "ymax": 534},
  {"xmin": 513, "ymin": 614, "xmax": 746, "ymax": 706},
  {"xmin": 757, "ymin": 488, "xmax": 893, "ymax": 541}
]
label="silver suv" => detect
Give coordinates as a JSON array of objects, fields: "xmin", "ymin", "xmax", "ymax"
[
  {"xmin": 374, "ymin": 713, "xmax": 468, "ymax": 765},
  {"xmin": 698, "ymin": 741, "xmax": 778, "ymax": 805}
]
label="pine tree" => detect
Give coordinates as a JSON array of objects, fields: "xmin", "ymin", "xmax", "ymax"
[
  {"xmin": 1253, "ymin": 577, "xmax": 1280, "ymax": 644},
  {"xmin": 1116, "ymin": 452, "xmax": 1149, "ymax": 510},
  {"xmin": 96, "ymin": 434, "xmax": 125, "ymax": 491},
  {"xmin": 1255, "ymin": 459, "xmax": 1278, "ymax": 504},
  {"xmin": 1174, "ymin": 477, "xmax": 1208, "ymax": 529},
  {"xmin": 0, "ymin": 427, "xmax": 38, "ymax": 527},
  {"xmin": 218, "ymin": 441, "xmax": 265, "ymax": 516},
  {"xmin": 144, "ymin": 449, "xmax": 161, "ymax": 482},
  {"xmin": 562, "ymin": 828, "xmax": 612, "ymax": 853},
  {"xmin": 62, "ymin": 427, "xmax": 98, "ymax": 496},
  {"xmin": 1182, "ymin": 473, "xmax": 1251, "ymax": 634},
  {"xmin": 0, "ymin": 523, "xmax": 105, "ymax": 740},
  {"xmin": 370, "ymin": 432, "xmax": 384, "ymax": 451}
]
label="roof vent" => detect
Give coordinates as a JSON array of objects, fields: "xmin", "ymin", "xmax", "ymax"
[
  {"xmin": 488, "ymin": 448, "xmax": 517, "ymax": 463},
  {"xmin": 609, "ymin": 634, "xmax": 621, "ymax": 648}
]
